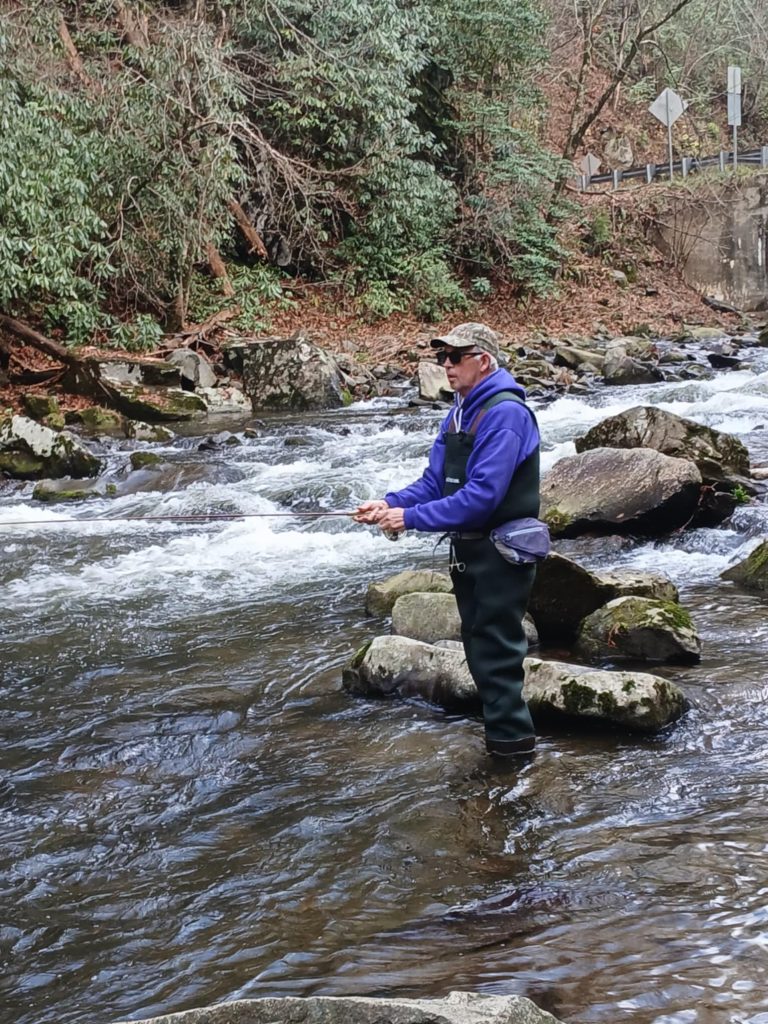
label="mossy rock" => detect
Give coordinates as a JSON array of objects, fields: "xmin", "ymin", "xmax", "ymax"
[
  {"xmin": 576, "ymin": 596, "xmax": 701, "ymax": 664},
  {"xmin": 721, "ymin": 540, "xmax": 768, "ymax": 591},
  {"xmin": 66, "ymin": 406, "xmax": 124, "ymax": 433},
  {"xmin": 366, "ymin": 569, "xmax": 453, "ymax": 616},
  {"xmin": 129, "ymin": 451, "xmax": 163, "ymax": 471},
  {"xmin": 22, "ymin": 394, "xmax": 65, "ymax": 429},
  {"xmin": 0, "ymin": 414, "xmax": 102, "ymax": 480},
  {"xmin": 32, "ymin": 479, "xmax": 105, "ymax": 503},
  {"xmin": 524, "ymin": 657, "xmax": 689, "ymax": 733}
]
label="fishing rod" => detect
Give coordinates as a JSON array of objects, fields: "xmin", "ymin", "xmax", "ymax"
[
  {"xmin": 0, "ymin": 510, "xmax": 356, "ymax": 527},
  {"xmin": 0, "ymin": 508, "xmax": 402, "ymax": 538}
]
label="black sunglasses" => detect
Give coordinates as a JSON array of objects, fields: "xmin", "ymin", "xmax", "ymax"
[{"xmin": 436, "ymin": 349, "xmax": 482, "ymax": 366}]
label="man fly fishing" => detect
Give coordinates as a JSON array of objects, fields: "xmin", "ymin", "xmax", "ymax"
[{"xmin": 355, "ymin": 323, "xmax": 546, "ymax": 758}]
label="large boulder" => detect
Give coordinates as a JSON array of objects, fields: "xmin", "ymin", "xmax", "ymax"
[
  {"xmin": 529, "ymin": 552, "xmax": 679, "ymax": 643},
  {"xmin": 366, "ymin": 569, "xmax": 453, "ymax": 616},
  {"xmin": 241, "ymin": 338, "xmax": 344, "ymax": 410},
  {"xmin": 342, "ymin": 636, "xmax": 686, "ymax": 734},
  {"xmin": 721, "ymin": 540, "xmax": 768, "ymax": 591},
  {"xmin": 574, "ymin": 405, "xmax": 751, "ymax": 487},
  {"xmin": 418, "ymin": 360, "xmax": 453, "ymax": 402},
  {"xmin": 0, "ymin": 413, "xmax": 101, "ymax": 479},
  {"xmin": 168, "ymin": 348, "xmax": 217, "ymax": 389},
  {"xmin": 553, "ymin": 344, "xmax": 605, "ymax": 372},
  {"xmin": 540, "ymin": 447, "xmax": 702, "ymax": 537},
  {"xmin": 575, "ymin": 596, "xmax": 701, "ymax": 663},
  {"xmin": 524, "ymin": 657, "xmax": 688, "ymax": 733},
  {"xmin": 343, "ymin": 635, "xmax": 478, "ymax": 707},
  {"xmin": 112, "ymin": 992, "xmax": 564, "ymax": 1024},
  {"xmin": 392, "ymin": 591, "xmax": 538, "ymax": 647},
  {"xmin": 602, "ymin": 345, "xmax": 661, "ymax": 386},
  {"xmin": 65, "ymin": 358, "xmax": 206, "ymax": 421},
  {"xmin": 392, "ymin": 592, "xmax": 461, "ymax": 644}
]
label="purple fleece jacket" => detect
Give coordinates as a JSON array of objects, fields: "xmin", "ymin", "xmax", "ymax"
[{"xmin": 384, "ymin": 368, "xmax": 539, "ymax": 532}]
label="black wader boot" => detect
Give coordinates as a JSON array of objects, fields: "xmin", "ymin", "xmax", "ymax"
[{"xmin": 451, "ymin": 541, "xmax": 536, "ymax": 753}]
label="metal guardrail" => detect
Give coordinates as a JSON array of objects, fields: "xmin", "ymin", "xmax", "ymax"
[{"xmin": 578, "ymin": 146, "xmax": 768, "ymax": 190}]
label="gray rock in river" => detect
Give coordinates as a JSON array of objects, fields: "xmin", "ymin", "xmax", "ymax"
[
  {"xmin": 0, "ymin": 412, "xmax": 102, "ymax": 480},
  {"xmin": 575, "ymin": 596, "xmax": 701, "ymax": 664},
  {"xmin": 366, "ymin": 569, "xmax": 453, "ymax": 616},
  {"xmin": 529, "ymin": 551, "xmax": 679, "ymax": 644},
  {"xmin": 345, "ymin": 634, "xmax": 478, "ymax": 707},
  {"xmin": 602, "ymin": 345, "xmax": 662, "ymax": 386},
  {"xmin": 721, "ymin": 540, "xmax": 768, "ymax": 591},
  {"xmin": 541, "ymin": 447, "xmax": 702, "ymax": 537},
  {"xmin": 111, "ymin": 991, "xmax": 565, "ymax": 1024},
  {"xmin": 343, "ymin": 635, "xmax": 687, "ymax": 733},
  {"xmin": 392, "ymin": 591, "xmax": 538, "ymax": 647},
  {"xmin": 392, "ymin": 591, "xmax": 462, "ymax": 644},
  {"xmin": 524, "ymin": 657, "xmax": 688, "ymax": 733},
  {"xmin": 241, "ymin": 337, "xmax": 344, "ymax": 410},
  {"xmin": 417, "ymin": 359, "xmax": 453, "ymax": 402},
  {"xmin": 575, "ymin": 405, "xmax": 751, "ymax": 489}
]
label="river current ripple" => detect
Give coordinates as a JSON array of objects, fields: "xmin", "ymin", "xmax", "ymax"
[{"xmin": 3, "ymin": 355, "xmax": 768, "ymax": 1024}]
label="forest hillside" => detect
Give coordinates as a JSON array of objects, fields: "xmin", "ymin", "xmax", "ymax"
[{"xmin": 2, "ymin": 0, "xmax": 768, "ymax": 356}]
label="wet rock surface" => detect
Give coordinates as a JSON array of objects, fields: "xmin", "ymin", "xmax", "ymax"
[
  {"xmin": 112, "ymin": 991, "xmax": 564, "ymax": 1024},
  {"xmin": 541, "ymin": 447, "xmax": 702, "ymax": 537}
]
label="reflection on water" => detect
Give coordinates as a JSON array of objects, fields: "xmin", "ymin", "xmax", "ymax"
[{"xmin": 3, "ymin": 357, "xmax": 768, "ymax": 1024}]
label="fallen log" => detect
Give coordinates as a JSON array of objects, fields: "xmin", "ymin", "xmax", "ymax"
[{"xmin": 227, "ymin": 199, "xmax": 269, "ymax": 259}]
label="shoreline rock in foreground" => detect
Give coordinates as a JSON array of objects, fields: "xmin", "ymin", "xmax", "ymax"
[
  {"xmin": 344, "ymin": 635, "xmax": 688, "ymax": 734},
  {"xmin": 112, "ymin": 991, "xmax": 565, "ymax": 1024}
]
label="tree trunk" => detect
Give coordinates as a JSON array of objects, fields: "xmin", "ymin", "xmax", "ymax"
[
  {"xmin": 206, "ymin": 242, "xmax": 235, "ymax": 297},
  {"xmin": 56, "ymin": 11, "xmax": 95, "ymax": 92},
  {"xmin": 227, "ymin": 200, "xmax": 269, "ymax": 259}
]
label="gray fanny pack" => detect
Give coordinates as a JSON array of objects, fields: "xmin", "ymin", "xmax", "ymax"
[{"xmin": 490, "ymin": 517, "xmax": 550, "ymax": 565}]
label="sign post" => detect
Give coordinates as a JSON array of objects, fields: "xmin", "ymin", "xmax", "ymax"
[
  {"xmin": 649, "ymin": 87, "xmax": 688, "ymax": 179},
  {"xmin": 579, "ymin": 152, "xmax": 601, "ymax": 190},
  {"xmin": 728, "ymin": 65, "xmax": 742, "ymax": 171}
]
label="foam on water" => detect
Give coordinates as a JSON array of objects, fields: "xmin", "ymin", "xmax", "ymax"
[{"xmin": 3, "ymin": 516, "xmax": 422, "ymax": 616}]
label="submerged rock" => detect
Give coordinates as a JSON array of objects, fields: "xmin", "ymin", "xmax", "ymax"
[
  {"xmin": 575, "ymin": 596, "xmax": 701, "ymax": 664},
  {"xmin": 32, "ymin": 478, "xmax": 108, "ymax": 503},
  {"xmin": 541, "ymin": 447, "xmax": 701, "ymax": 537},
  {"xmin": 365, "ymin": 569, "xmax": 453, "ymax": 616},
  {"xmin": 0, "ymin": 413, "xmax": 101, "ymax": 480},
  {"xmin": 721, "ymin": 540, "xmax": 768, "ymax": 591},
  {"xmin": 575, "ymin": 405, "xmax": 751, "ymax": 488},
  {"xmin": 112, "ymin": 991, "xmax": 565, "ymax": 1024}
]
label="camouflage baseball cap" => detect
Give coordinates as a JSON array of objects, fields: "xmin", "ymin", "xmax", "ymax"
[{"xmin": 430, "ymin": 322, "xmax": 500, "ymax": 360}]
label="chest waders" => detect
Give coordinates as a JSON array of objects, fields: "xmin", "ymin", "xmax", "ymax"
[{"xmin": 444, "ymin": 392, "xmax": 540, "ymax": 755}]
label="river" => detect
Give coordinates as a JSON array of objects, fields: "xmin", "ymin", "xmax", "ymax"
[{"xmin": 2, "ymin": 350, "xmax": 768, "ymax": 1024}]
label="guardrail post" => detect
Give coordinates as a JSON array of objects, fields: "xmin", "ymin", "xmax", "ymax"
[
  {"xmin": 612, "ymin": 169, "xmax": 621, "ymax": 190},
  {"xmin": 719, "ymin": 151, "xmax": 726, "ymax": 172},
  {"xmin": 762, "ymin": 147, "xmax": 768, "ymax": 169},
  {"xmin": 681, "ymin": 157, "xmax": 690, "ymax": 177},
  {"xmin": 646, "ymin": 163, "xmax": 655, "ymax": 183}
]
